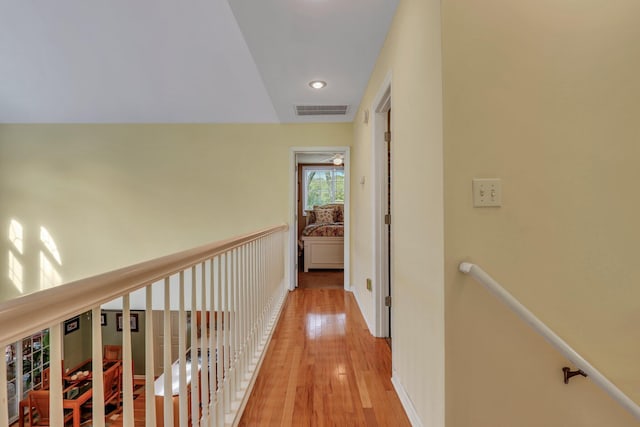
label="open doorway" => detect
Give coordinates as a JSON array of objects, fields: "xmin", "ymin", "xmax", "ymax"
[
  {"xmin": 373, "ymin": 76, "xmax": 392, "ymax": 342},
  {"xmin": 288, "ymin": 147, "xmax": 351, "ymax": 291}
]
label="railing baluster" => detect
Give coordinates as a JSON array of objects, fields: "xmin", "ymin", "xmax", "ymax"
[
  {"xmin": 239, "ymin": 245, "xmax": 246, "ymax": 391},
  {"xmin": 248, "ymin": 242, "xmax": 254, "ymax": 373},
  {"xmin": 210, "ymin": 257, "xmax": 217, "ymax": 425},
  {"xmin": 178, "ymin": 271, "xmax": 188, "ymax": 427},
  {"xmin": 209, "ymin": 257, "xmax": 217, "ymax": 426},
  {"xmin": 122, "ymin": 294, "xmax": 134, "ymax": 427},
  {"xmin": 267, "ymin": 235, "xmax": 273, "ymax": 321},
  {"xmin": 49, "ymin": 323, "xmax": 63, "ymax": 426},
  {"xmin": 190, "ymin": 266, "xmax": 200, "ymax": 427},
  {"xmin": 231, "ymin": 248, "xmax": 239, "ymax": 396},
  {"xmin": 199, "ymin": 262, "xmax": 209, "ymax": 425},
  {"xmin": 228, "ymin": 249, "xmax": 234, "ymax": 404},
  {"xmin": 263, "ymin": 238, "xmax": 268, "ymax": 338},
  {"xmin": 145, "ymin": 284, "xmax": 157, "ymax": 426},
  {"xmin": 163, "ymin": 277, "xmax": 174, "ymax": 427},
  {"xmin": 222, "ymin": 251, "xmax": 229, "ymax": 415},
  {"xmin": 216, "ymin": 254, "xmax": 224, "ymax": 427},
  {"xmin": 92, "ymin": 306, "xmax": 106, "ymax": 427},
  {"xmin": 249, "ymin": 241, "xmax": 258, "ymax": 365},
  {"xmin": 259, "ymin": 238, "xmax": 265, "ymax": 347},
  {"xmin": 252, "ymin": 240, "xmax": 262, "ymax": 364},
  {"xmin": 0, "ymin": 345, "xmax": 7, "ymax": 427}
]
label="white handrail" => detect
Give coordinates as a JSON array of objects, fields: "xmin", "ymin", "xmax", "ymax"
[
  {"xmin": 0, "ymin": 224, "xmax": 288, "ymax": 347},
  {"xmin": 459, "ymin": 262, "xmax": 640, "ymax": 421},
  {"xmin": 0, "ymin": 224, "xmax": 288, "ymax": 427}
]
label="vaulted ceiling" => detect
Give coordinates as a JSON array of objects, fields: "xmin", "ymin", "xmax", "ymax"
[{"xmin": 0, "ymin": 0, "xmax": 398, "ymax": 123}]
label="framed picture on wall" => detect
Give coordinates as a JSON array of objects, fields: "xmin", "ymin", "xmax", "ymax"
[
  {"xmin": 64, "ymin": 316, "xmax": 80, "ymax": 335},
  {"xmin": 116, "ymin": 312, "xmax": 139, "ymax": 332},
  {"xmin": 100, "ymin": 312, "xmax": 107, "ymax": 326}
]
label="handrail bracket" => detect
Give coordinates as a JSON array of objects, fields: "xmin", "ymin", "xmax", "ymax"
[{"xmin": 563, "ymin": 366, "xmax": 588, "ymax": 384}]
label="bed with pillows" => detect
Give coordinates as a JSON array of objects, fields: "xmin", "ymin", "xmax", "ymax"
[{"xmin": 300, "ymin": 203, "xmax": 344, "ymax": 272}]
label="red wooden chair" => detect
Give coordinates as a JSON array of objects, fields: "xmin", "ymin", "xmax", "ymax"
[{"xmin": 27, "ymin": 390, "xmax": 73, "ymax": 426}]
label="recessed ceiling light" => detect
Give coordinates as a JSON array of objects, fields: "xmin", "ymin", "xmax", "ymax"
[{"xmin": 309, "ymin": 80, "xmax": 327, "ymax": 89}]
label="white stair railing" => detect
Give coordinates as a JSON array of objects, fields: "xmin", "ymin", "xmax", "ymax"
[
  {"xmin": 459, "ymin": 262, "xmax": 640, "ymax": 421},
  {"xmin": 0, "ymin": 224, "xmax": 288, "ymax": 427}
]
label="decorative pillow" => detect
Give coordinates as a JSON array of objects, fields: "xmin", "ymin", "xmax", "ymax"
[
  {"xmin": 334, "ymin": 205, "xmax": 344, "ymax": 222},
  {"xmin": 305, "ymin": 210, "xmax": 316, "ymax": 224},
  {"xmin": 310, "ymin": 204, "xmax": 344, "ymax": 223},
  {"xmin": 314, "ymin": 208, "xmax": 335, "ymax": 224}
]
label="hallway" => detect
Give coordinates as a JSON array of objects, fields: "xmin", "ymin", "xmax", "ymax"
[
  {"xmin": 76, "ymin": 285, "xmax": 410, "ymax": 427},
  {"xmin": 239, "ymin": 287, "xmax": 410, "ymax": 426}
]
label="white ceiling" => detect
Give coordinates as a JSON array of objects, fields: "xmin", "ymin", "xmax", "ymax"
[{"xmin": 0, "ymin": 0, "xmax": 398, "ymax": 124}]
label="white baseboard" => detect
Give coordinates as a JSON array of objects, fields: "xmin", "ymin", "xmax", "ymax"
[
  {"xmin": 392, "ymin": 372, "xmax": 424, "ymax": 427},
  {"xmin": 349, "ymin": 285, "xmax": 375, "ymax": 335}
]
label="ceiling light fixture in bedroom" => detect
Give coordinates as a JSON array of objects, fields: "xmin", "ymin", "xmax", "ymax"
[
  {"xmin": 309, "ymin": 80, "xmax": 327, "ymax": 89},
  {"xmin": 318, "ymin": 152, "xmax": 344, "ymax": 165}
]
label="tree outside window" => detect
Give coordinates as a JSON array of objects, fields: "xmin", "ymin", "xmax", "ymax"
[{"xmin": 303, "ymin": 166, "xmax": 344, "ymax": 211}]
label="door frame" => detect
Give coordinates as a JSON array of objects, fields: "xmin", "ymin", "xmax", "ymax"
[
  {"xmin": 372, "ymin": 73, "xmax": 392, "ymax": 337},
  {"xmin": 288, "ymin": 146, "xmax": 351, "ymax": 291}
]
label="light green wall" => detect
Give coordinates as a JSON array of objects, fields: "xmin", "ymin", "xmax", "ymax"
[
  {"xmin": 101, "ymin": 310, "xmax": 146, "ymax": 375},
  {"xmin": 62, "ymin": 312, "xmax": 92, "ymax": 371},
  {"xmin": 0, "ymin": 123, "xmax": 352, "ymax": 301}
]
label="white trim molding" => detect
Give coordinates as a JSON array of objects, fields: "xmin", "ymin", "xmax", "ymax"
[
  {"xmin": 371, "ymin": 72, "xmax": 392, "ymax": 337},
  {"xmin": 392, "ymin": 371, "xmax": 424, "ymax": 427}
]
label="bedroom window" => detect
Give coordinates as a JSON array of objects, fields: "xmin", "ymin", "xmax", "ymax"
[{"xmin": 302, "ymin": 166, "xmax": 344, "ymax": 211}]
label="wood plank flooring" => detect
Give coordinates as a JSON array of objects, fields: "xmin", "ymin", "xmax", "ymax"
[
  {"xmin": 297, "ymin": 270, "xmax": 344, "ymax": 289},
  {"xmin": 239, "ymin": 287, "xmax": 411, "ymax": 426}
]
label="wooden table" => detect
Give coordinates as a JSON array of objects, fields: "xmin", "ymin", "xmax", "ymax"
[
  {"xmin": 62, "ymin": 360, "xmax": 121, "ymax": 427},
  {"xmin": 64, "ymin": 381, "xmax": 93, "ymax": 427},
  {"xmin": 18, "ymin": 382, "xmax": 92, "ymax": 427},
  {"xmin": 19, "ymin": 359, "xmax": 121, "ymax": 427}
]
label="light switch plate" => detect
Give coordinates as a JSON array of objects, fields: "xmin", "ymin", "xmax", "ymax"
[{"xmin": 473, "ymin": 178, "xmax": 502, "ymax": 207}]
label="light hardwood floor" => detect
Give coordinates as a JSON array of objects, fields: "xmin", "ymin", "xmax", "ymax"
[
  {"xmin": 239, "ymin": 287, "xmax": 410, "ymax": 426},
  {"xmin": 297, "ymin": 269, "xmax": 344, "ymax": 289},
  {"xmin": 97, "ymin": 285, "xmax": 410, "ymax": 426}
]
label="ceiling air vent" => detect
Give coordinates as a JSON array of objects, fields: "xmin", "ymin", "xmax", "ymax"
[{"xmin": 295, "ymin": 105, "xmax": 349, "ymax": 116}]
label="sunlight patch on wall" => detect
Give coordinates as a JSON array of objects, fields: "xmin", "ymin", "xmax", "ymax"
[
  {"xmin": 9, "ymin": 219, "xmax": 23, "ymax": 254},
  {"xmin": 6, "ymin": 219, "xmax": 65, "ymax": 293},
  {"xmin": 8, "ymin": 219, "xmax": 24, "ymax": 292},
  {"xmin": 40, "ymin": 252, "xmax": 62, "ymax": 289},
  {"xmin": 40, "ymin": 226, "xmax": 62, "ymax": 265},
  {"xmin": 8, "ymin": 251, "xmax": 23, "ymax": 292}
]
